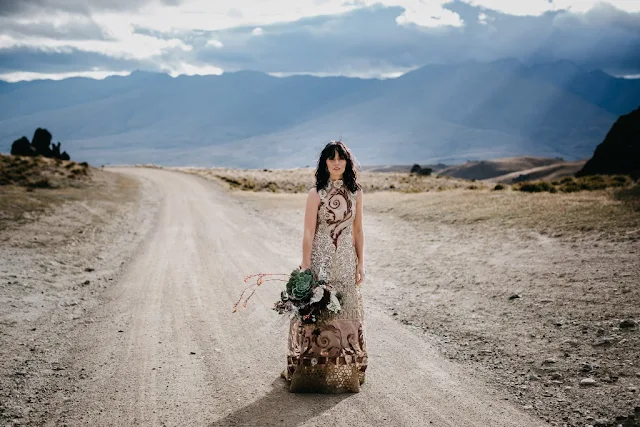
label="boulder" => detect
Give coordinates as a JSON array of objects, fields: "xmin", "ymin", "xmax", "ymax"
[
  {"xmin": 51, "ymin": 141, "xmax": 62, "ymax": 158},
  {"xmin": 10, "ymin": 136, "xmax": 36, "ymax": 156},
  {"xmin": 31, "ymin": 128, "xmax": 53, "ymax": 157}
]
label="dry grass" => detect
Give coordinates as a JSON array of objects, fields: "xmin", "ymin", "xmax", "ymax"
[
  {"xmin": 513, "ymin": 174, "xmax": 634, "ymax": 193},
  {"xmin": 364, "ymin": 185, "xmax": 640, "ymax": 242},
  {"xmin": 0, "ymin": 154, "xmax": 137, "ymax": 231},
  {"xmin": 171, "ymin": 165, "xmax": 640, "ymax": 242},
  {"xmin": 0, "ymin": 154, "xmax": 90, "ymax": 188},
  {"xmin": 171, "ymin": 166, "xmax": 488, "ymax": 193},
  {"xmin": 359, "ymin": 189, "xmax": 640, "ymax": 426}
]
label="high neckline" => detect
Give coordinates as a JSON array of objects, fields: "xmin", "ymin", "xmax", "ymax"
[{"xmin": 326, "ymin": 178, "xmax": 343, "ymax": 189}]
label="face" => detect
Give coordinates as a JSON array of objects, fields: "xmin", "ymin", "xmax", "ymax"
[{"xmin": 326, "ymin": 150, "xmax": 347, "ymax": 178}]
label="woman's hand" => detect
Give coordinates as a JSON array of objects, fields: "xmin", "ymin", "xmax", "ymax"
[
  {"xmin": 355, "ymin": 263, "xmax": 365, "ymax": 286},
  {"xmin": 299, "ymin": 262, "xmax": 311, "ymax": 271}
]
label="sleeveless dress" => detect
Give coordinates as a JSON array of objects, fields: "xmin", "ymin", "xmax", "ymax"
[{"xmin": 284, "ymin": 179, "xmax": 368, "ymax": 393}]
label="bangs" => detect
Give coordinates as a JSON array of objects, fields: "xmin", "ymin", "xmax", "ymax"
[{"xmin": 328, "ymin": 144, "xmax": 347, "ymax": 160}]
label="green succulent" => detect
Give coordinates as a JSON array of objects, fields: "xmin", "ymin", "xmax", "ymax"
[{"xmin": 286, "ymin": 268, "xmax": 315, "ymax": 300}]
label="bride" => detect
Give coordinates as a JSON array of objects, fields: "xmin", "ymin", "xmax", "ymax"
[{"xmin": 282, "ymin": 140, "xmax": 368, "ymax": 393}]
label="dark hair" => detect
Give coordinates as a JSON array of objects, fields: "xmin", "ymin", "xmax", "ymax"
[{"xmin": 315, "ymin": 140, "xmax": 361, "ymax": 193}]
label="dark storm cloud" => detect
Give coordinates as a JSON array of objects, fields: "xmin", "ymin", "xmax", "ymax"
[
  {"xmin": 191, "ymin": 1, "xmax": 640, "ymax": 76},
  {"xmin": 196, "ymin": 5, "xmax": 423, "ymax": 72}
]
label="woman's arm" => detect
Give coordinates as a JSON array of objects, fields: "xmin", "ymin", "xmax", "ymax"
[
  {"xmin": 353, "ymin": 189, "xmax": 365, "ymax": 284},
  {"xmin": 300, "ymin": 188, "xmax": 320, "ymax": 270}
]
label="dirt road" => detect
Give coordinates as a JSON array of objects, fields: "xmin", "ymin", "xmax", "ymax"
[{"xmin": 46, "ymin": 167, "xmax": 548, "ymax": 427}]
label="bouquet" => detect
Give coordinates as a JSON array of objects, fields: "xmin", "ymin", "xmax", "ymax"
[
  {"xmin": 274, "ymin": 268, "xmax": 342, "ymax": 324},
  {"xmin": 234, "ymin": 267, "xmax": 342, "ymax": 324}
]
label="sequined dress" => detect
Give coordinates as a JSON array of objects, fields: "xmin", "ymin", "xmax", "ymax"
[{"xmin": 284, "ymin": 179, "xmax": 368, "ymax": 393}]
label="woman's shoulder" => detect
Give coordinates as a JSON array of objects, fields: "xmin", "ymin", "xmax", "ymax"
[{"xmin": 308, "ymin": 186, "xmax": 323, "ymax": 202}]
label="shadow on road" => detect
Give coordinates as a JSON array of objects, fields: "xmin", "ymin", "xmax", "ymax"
[{"xmin": 208, "ymin": 377, "xmax": 353, "ymax": 427}]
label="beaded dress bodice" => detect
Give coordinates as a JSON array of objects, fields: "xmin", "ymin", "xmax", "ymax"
[{"xmin": 311, "ymin": 179, "xmax": 362, "ymax": 320}]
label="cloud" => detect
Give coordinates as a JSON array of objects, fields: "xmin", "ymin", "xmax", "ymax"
[
  {"xmin": 461, "ymin": 0, "xmax": 640, "ymax": 15},
  {"xmin": 268, "ymin": 66, "xmax": 419, "ymax": 79},
  {"xmin": 392, "ymin": 0, "xmax": 462, "ymax": 27},
  {"xmin": 206, "ymin": 39, "xmax": 224, "ymax": 48},
  {"xmin": 195, "ymin": 3, "xmax": 640, "ymax": 76},
  {"xmin": 0, "ymin": 47, "xmax": 140, "ymax": 74},
  {"xmin": 0, "ymin": 16, "xmax": 193, "ymax": 60},
  {"xmin": 0, "ymin": 0, "xmax": 182, "ymax": 17},
  {"xmin": 0, "ymin": 13, "xmax": 106, "ymax": 41},
  {"xmin": 0, "ymin": 0, "xmax": 639, "ymax": 81},
  {"xmin": 159, "ymin": 61, "xmax": 223, "ymax": 77},
  {"xmin": 0, "ymin": 69, "xmax": 131, "ymax": 82}
]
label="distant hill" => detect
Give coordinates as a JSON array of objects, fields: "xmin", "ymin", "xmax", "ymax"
[
  {"xmin": 489, "ymin": 160, "xmax": 587, "ymax": 184},
  {"xmin": 361, "ymin": 163, "xmax": 448, "ymax": 173},
  {"xmin": 436, "ymin": 156, "xmax": 565, "ymax": 180},
  {"xmin": 1, "ymin": 60, "xmax": 638, "ymax": 168},
  {"xmin": 526, "ymin": 60, "xmax": 640, "ymax": 117},
  {"xmin": 576, "ymin": 106, "xmax": 640, "ymax": 179}
]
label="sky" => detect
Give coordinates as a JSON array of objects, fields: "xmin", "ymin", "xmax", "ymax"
[{"xmin": 0, "ymin": 0, "xmax": 639, "ymax": 82}]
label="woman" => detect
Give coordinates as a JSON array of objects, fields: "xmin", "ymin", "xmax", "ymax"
[{"xmin": 283, "ymin": 140, "xmax": 368, "ymax": 393}]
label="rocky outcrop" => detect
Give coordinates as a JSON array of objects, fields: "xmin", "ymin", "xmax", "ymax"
[
  {"xmin": 9, "ymin": 136, "xmax": 35, "ymax": 157},
  {"xmin": 576, "ymin": 106, "xmax": 640, "ymax": 179},
  {"xmin": 10, "ymin": 128, "xmax": 71, "ymax": 160},
  {"xmin": 410, "ymin": 164, "xmax": 433, "ymax": 176}
]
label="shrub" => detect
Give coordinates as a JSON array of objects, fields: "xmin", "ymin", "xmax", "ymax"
[
  {"xmin": 581, "ymin": 180, "xmax": 607, "ymax": 190},
  {"xmin": 27, "ymin": 179, "xmax": 51, "ymax": 188},
  {"xmin": 561, "ymin": 183, "xmax": 580, "ymax": 193},
  {"xmin": 614, "ymin": 183, "xmax": 640, "ymax": 205},
  {"xmin": 264, "ymin": 181, "xmax": 278, "ymax": 192},
  {"xmin": 70, "ymin": 168, "xmax": 88, "ymax": 176},
  {"xmin": 218, "ymin": 176, "xmax": 242, "ymax": 187},
  {"xmin": 517, "ymin": 182, "xmax": 554, "ymax": 192},
  {"xmin": 410, "ymin": 164, "xmax": 432, "ymax": 176},
  {"xmin": 418, "ymin": 168, "xmax": 433, "ymax": 176},
  {"xmin": 515, "ymin": 174, "xmax": 635, "ymax": 193},
  {"xmin": 493, "ymin": 184, "xmax": 505, "ymax": 191}
]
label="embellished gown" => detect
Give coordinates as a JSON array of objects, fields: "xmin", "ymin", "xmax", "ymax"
[{"xmin": 284, "ymin": 179, "xmax": 368, "ymax": 393}]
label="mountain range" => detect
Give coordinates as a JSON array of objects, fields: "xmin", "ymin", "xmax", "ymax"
[{"xmin": 1, "ymin": 59, "xmax": 639, "ymax": 168}]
